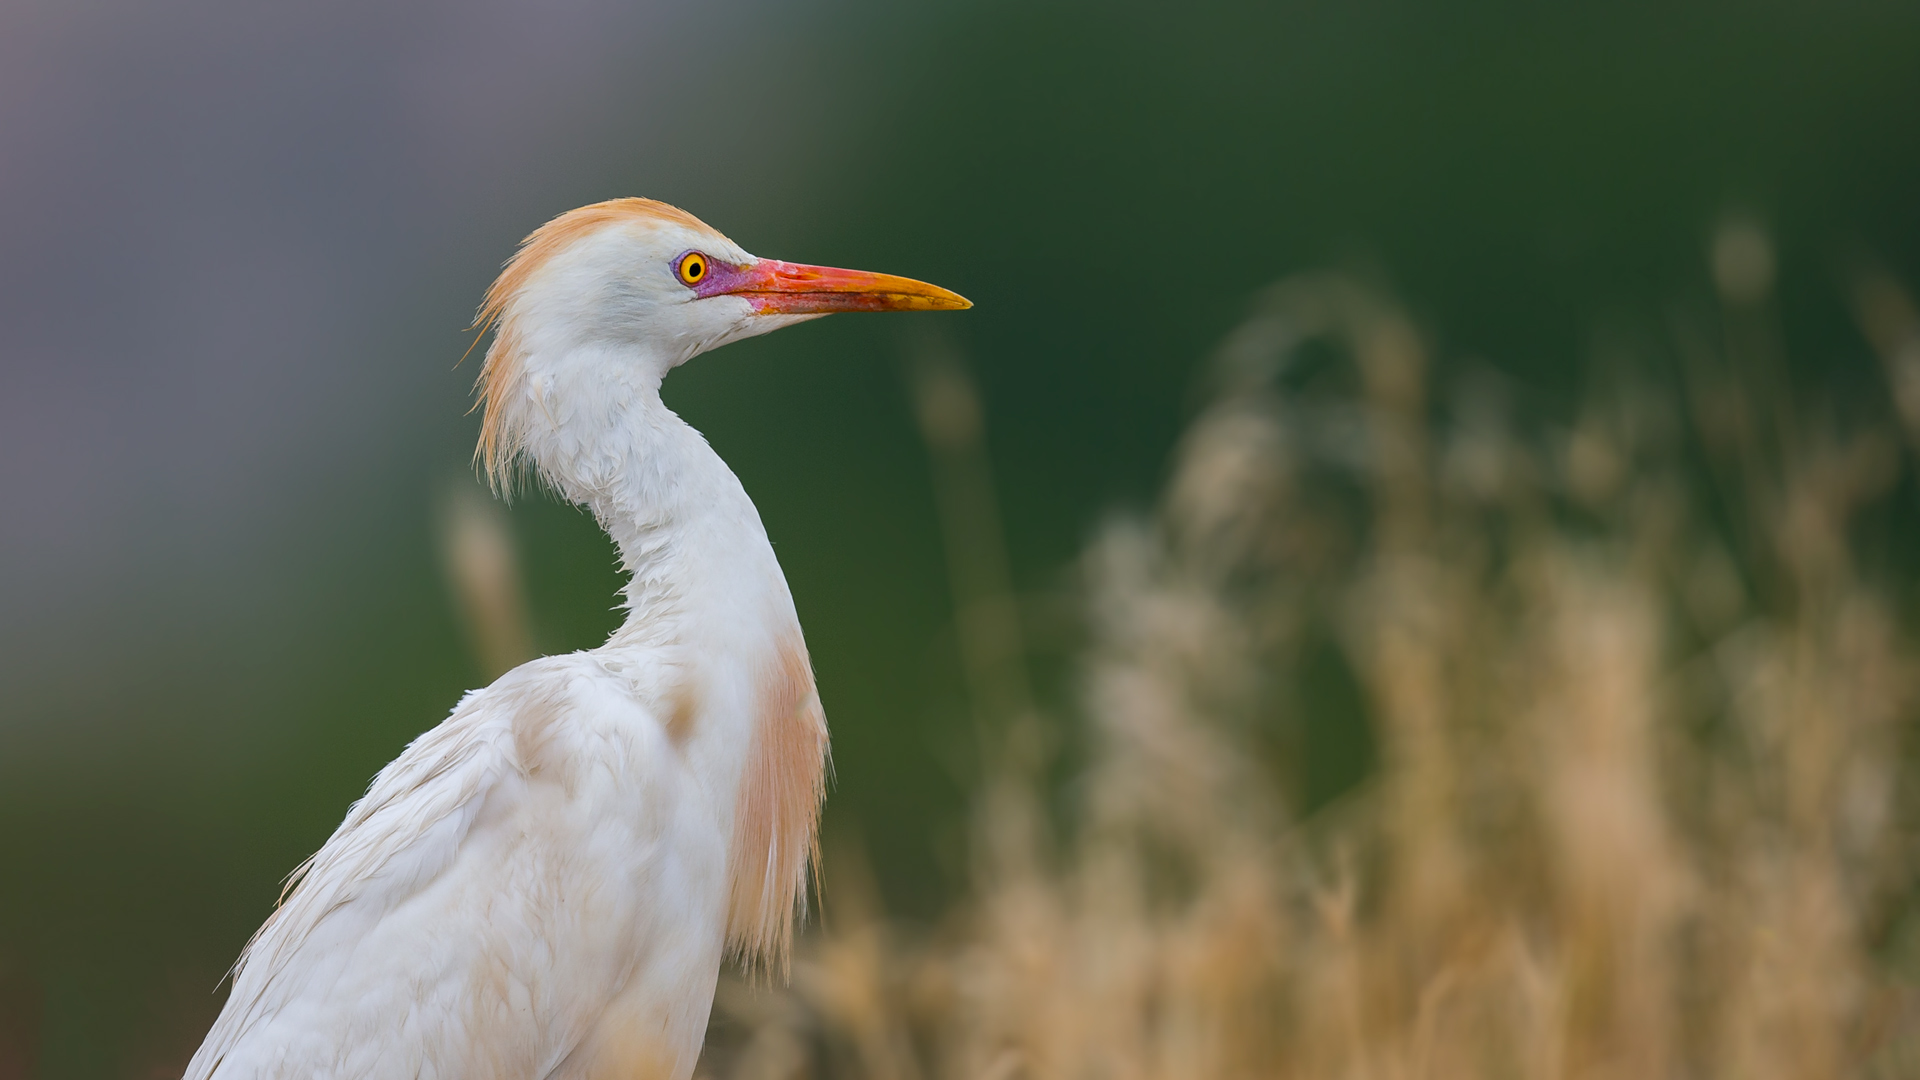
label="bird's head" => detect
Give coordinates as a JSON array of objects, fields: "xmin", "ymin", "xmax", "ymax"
[{"xmin": 471, "ymin": 198, "xmax": 969, "ymax": 488}]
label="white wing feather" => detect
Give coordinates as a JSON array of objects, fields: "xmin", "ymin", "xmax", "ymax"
[
  {"xmin": 185, "ymin": 684, "xmax": 516, "ymax": 1079},
  {"xmin": 183, "ymin": 654, "xmax": 727, "ymax": 1080}
]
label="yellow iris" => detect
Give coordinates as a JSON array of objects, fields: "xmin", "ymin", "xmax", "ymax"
[{"xmin": 678, "ymin": 253, "xmax": 708, "ymax": 285}]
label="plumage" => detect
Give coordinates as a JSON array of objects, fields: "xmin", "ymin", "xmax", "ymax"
[{"xmin": 185, "ymin": 199, "xmax": 967, "ymax": 1079}]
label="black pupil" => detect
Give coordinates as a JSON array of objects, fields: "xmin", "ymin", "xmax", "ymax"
[{"xmin": 687, "ymin": 259, "xmax": 702, "ymax": 279}]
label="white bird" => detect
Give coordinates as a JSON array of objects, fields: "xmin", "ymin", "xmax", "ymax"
[{"xmin": 185, "ymin": 198, "xmax": 970, "ymax": 1080}]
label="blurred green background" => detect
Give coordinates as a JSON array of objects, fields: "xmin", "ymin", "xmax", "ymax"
[{"xmin": 2, "ymin": 1, "xmax": 1918, "ymax": 1075}]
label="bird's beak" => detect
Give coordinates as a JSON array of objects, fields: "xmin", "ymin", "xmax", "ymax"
[{"xmin": 724, "ymin": 260, "xmax": 971, "ymax": 315}]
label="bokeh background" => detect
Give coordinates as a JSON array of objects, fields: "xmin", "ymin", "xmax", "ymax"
[{"xmin": 4, "ymin": 2, "xmax": 1920, "ymax": 1076}]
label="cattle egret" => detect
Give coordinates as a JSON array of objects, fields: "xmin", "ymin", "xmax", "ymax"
[{"xmin": 185, "ymin": 198, "xmax": 969, "ymax": 1080}]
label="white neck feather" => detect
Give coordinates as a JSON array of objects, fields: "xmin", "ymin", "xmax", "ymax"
[{"xmin": 505, "ymin": 342, "xmax": 755, "ymax": 647}]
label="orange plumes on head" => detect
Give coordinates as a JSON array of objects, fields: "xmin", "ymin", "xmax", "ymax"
[{"xmin": 469, "ymin": 198, "xmax": 731, "ymax": 491}]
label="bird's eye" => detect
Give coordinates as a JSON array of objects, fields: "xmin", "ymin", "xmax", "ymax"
[{"xmin": 677, "ymin": 252, "xmax": 708, "ymax": 286}]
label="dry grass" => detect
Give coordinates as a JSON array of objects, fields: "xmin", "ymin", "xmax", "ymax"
[{"xmin": 698, "ymin": 232, "xmax": 1920, "ymax": 1079}]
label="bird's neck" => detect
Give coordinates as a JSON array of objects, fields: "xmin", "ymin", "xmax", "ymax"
[{"xmin": 518, "ymin": 347, "xmax": 769, "ymax": 649}]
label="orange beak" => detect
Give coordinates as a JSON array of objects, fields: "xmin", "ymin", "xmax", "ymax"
[{"xmin": 720, "ymin": 259, "xmax": 971, "ymax": 315}]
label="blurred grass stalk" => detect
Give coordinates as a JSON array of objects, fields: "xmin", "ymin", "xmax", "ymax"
[
  {"xmin": 699, "ymin": 225, "xmax": 1920, "ymax": 1079},
  {"xmin": 907, "ymin": 339, "xmax": 1050, "ymax": 887},
  {"xmin": 438, "ymin": 482, "xmax": 537, "ymax": 681}
]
